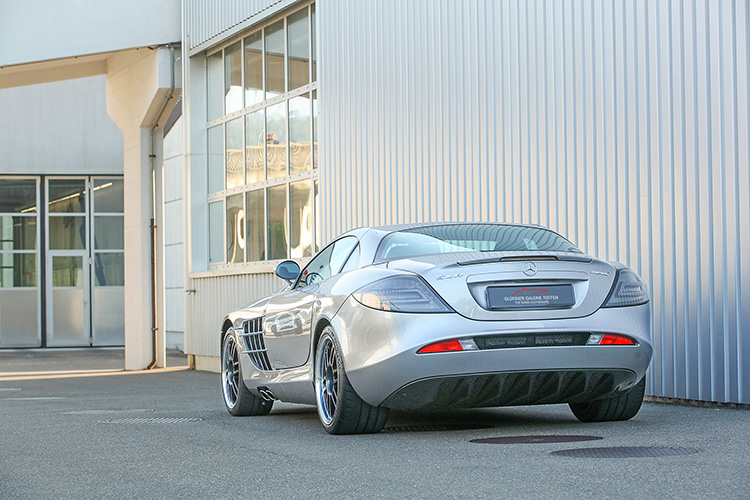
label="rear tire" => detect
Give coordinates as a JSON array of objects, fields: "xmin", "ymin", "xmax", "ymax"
[
  {"xmin": 569, "ymin": 376, "xmax": 646, "ymax": 422},
  {"xmin": 221, "ymin": 329, "xmax": 273, "ymax": 416},
  {"xmin": 314, "ymin": 327, "xmax": 389, "ymax": 434}
]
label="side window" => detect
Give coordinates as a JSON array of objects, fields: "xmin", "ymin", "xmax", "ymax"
[
  {"xmin": 339, "ymin": 244, "xmax": 360, "ymax": 274},
  {"xmin": 296, "ymin": 236, "xmax": 357, "ymax": 288}
]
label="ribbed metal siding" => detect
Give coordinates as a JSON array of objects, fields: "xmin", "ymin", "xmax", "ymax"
[
  {"xmin": 319, "ymin": 0, "xmax": 749, "ymax": 403},
  {"xmin": 185, "ymin": 273, "xmax": 284, "ymax": 357},
  {"xmin": 184, "ymin": 0, "xmax": 283, "ymax": 50}
]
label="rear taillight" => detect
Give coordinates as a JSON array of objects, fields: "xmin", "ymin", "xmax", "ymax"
[
  {"xmin": 586, "ymin": 333, "xmax": 637, "ymax": 346},
  {"xmin": 417, "ymin": 338, "xmax": 478, "ymax": 354}
]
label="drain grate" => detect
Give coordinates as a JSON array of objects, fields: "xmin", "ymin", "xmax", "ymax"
[
  {"xmin": 384, "ymin": 423, "xmax": 493, "ymax": 433},
  {"xmin": 99, "ymin": 417, "xmax": 202, "ymax": 424},
  {"xmin": 63, "ymin": 409, "xmax": 154, "ymax": 415},
  {"xmin": 551, "ymin": 446, "xmax": 699, "ymax": 458},
  {"xmin": 471, "ymin": 435, "xmax": 603, "ymax": 444}
]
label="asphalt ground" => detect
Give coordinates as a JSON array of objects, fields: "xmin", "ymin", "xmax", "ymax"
[{"xmin": 0, "ymin": 349, "xmax": 748, "ymax": 500}]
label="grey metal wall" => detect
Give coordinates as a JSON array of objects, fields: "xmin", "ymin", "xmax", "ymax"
[
  {"xmin": 318, "ymin": 0, "xmax": 749, "ymax": 404},
  {"xmin": 184, "ymin": 0, "xmax": 284, "ymax": 50}
]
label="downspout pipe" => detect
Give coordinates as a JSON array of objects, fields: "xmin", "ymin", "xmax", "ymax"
[{"xmin": 147, "ymin": 44, "xmax": 177, "ymax": 370}]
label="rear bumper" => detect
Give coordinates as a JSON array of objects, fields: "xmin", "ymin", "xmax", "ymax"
[{"xmin": 332, "ymin": 298, "xmax": 653, "ymax": 408}]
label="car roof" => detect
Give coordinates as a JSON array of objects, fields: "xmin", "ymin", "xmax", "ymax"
[{"xmin": 347, "ymin": 221, "xmax": 550, "ymax": 235}]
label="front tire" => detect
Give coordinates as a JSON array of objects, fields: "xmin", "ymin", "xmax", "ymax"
[
  {"xmin": 314, "ymin": 327, "xmax": 389, "ymax": 434},
  {"xmin": 569, "ymin": 376, "xmax": 646, "ymax": 422},
  {"xmin": 221, "ymin": 329, "xmax": 273, "ymax": 416}
]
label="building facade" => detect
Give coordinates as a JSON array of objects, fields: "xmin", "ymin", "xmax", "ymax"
[{"xmin": 1, "ymin": 0, "xmax": 748, "ymax": 405}]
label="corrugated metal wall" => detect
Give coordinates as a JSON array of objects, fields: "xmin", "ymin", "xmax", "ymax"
[
  {"xmin": 318, "ymin": 0, "xmax": 749, "ymax": 404},
  {"xmin": 185, "ymin": 272, "xmax": 284, "ymax": 356},
  {"xmin": 184, "ymin": 0, "xmax": 283, "ymax": 50}
]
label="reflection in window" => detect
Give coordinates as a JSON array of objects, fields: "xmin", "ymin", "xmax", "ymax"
[
  {"xmin": 94, "ymin": 216, "xmax": 124, "ymax": 250},
  {"xmin": 267, "ymin": 185, "xmax": 287, "ymax": 260},
  {"xmin": 290, "ymin": 180, "xmax": 313, "ymax": 258},
  {"xmin": 94, "ymin": 253, "xmax": 124, "ymax": 286},
  {"xmin": 93, "ymin": 179, "xmax": 124, "ymax": 213},
  {"xmin": 209, "ymin": 201, "xmax": 223, "ymax": 263},
  {"xmin": 226, "ymin": 194, "xmax": 245, "ymax": 264},
  {"xmin": 49, "ymin": 180, "xmax": 86, "ymax": 213},
  {"xmin": 52, "ymin": 256, "xmax": 83, "ymax": 287},
  {"xmin": 208, "ymin": 125, "xmax": 224, "ymax": 193},
  {"xmin": 311, "ymin": 4, "xmax": 317, "ymax": 82},
  {"xmin": 288, "ymin": 7, "xmax": 310, "ymax": 90},
  {"xmin": 0, "ymin": 254, "xmax": 36, "ymax": 287},
  {"xmin": 225, "ymin": 41, "xmax": 243, "ymax": 113},
  {"xmin": 49, "ymin": 216, "xmax": 85, "ymax": 250},
  {"xmin": 0, "ymin": 179, "xmax": 36, "ymax": 213},
  {"xmin": 226, "ymin": 118, "xmax": 244, "ymax": 189},
  {"xmin": 207, "ymin": 51, "xmax": 224, "ymax": 120},
  {"xmin": 244, "ymin": 31, "xmax": 263, "ymax": 107},
  {"xmin": 266, "ymin": 101, "xmax": 287, "ymax": 179},
  {"xmin": 265, "ymin": 20, "xmax": 285, "ymax": 98},
  {"xmin": 289, "ymin": 94, "xmax": 311, "ymax": 174},
  {"xmin": 245, "ymin": 111, "xmax": 265, "ymax": 184},
  {"xmin": 246, "ymin": 190, "xmax": 265, "ymax": 261},
  {"xmin": 0, "ymin": 216, "xmax": 36, "ymax": 250}
]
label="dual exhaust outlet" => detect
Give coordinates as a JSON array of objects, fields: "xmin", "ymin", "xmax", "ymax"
[{"xmin": 257, "ymin": 386, "xmax": 277, "ymax": 402}]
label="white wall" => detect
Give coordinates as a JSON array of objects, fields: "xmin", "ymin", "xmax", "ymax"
[
  {"xmin": 164, "ymin": 115, "xmax": 185, "ymax": 351},
  {"xmin": 0, "ymin": 75, "xmax": 123, "ymax": 174},
  {"xmin": 0, "ymin": 0, "xmax": 181, "ymax": 67}
]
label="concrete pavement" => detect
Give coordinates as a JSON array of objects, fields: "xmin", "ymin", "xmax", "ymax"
[{"xmin": 0, "ymin": 349, "xmax": 747, "ymax": 499}]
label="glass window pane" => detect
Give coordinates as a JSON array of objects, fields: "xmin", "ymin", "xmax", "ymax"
[
  {"xmin": 267, "ymin": 185, "xmax": 288, "ymax": 260},
  {"xmin": 94, "ymin": 252, "xmax": 124, "ymax": 286},
  {"xmin": 290, "ymin": 179, "xmax": 313, "ymax": 259},
  {"xmin": 265, "ymin": 20, "xmax": 285, "ymax": 98},
  {"xmin": 209, "ymin": 201, "xmax": 223, "ymax": 263},
  {"xmin": 49, "ymin": 216, "xmax": 85, "ymax": 250},
  {"xmin": 0, "ymin": 289, "xmax": 39, "ymax": 347},
  {"xmin": 226, "ymin": 193, "xmax": 245, "ymax": 264},
  {"xmin": 207, "ymin": 51, "xmax": 224, "ymax": 120},
  {"xmin": 0, "ymin": 253, "xmax": 36, "ymax": 288},
  {"xmin": 93, "ymin": 179, "xmax": 124, "ymax": 213},
  {"xmin": 225, "ymin": 41, "xmax": 243, "ymax": 113},
  {"xmin": 246, "ymin": 190, "xmax": 265, "ymax": 262},
  {"xmin": 0, "ymin": 216, "xmax": 36, "ymax": 250},
  {"xmin": 288, "ymin": 8, "xmax": 310, "ymax": 90},
  {"xmin": 208, "ymin": 125, "xmax": 224, "ymax": 193},
  {"xmin": 226, "ymin": 118, "xmax": 244, "ymax": 189},
  {"xmin": 48, "ymin": 179, "xmax": 85, "ymax": 213},
  {"xmin": 52, "ymin": 256, "xmax": 83, "ymax": 287},
  {"xmin": 266, "ymin": 101, "xmax": 287, "ymax": 179},
  {"xmin": 0, "ymin": 179, "xmax": 36, "ymax": 213},
  {"xmin": 312, "ymin": 89, "xmax": 318, "ymax": 169},
  {"xmin": 245, "ymin": 110, "xmax": 265, "ymax": 184},
  {"xmin": 94, "ymin": 216, "xmax": 124, "ymax": 250},
  {"xmin": 311, "ymin": 4, "xmax": 317, "ymax": 82},
  {"xmin": 289, "ymin": 93, "xmax": 311, "ymax": 174},
  {"xmin": 244, "ymin": 31, "xmax": 263, "ymax": 107}
]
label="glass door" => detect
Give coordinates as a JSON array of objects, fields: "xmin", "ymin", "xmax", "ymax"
[
  {"xmin": 91, "ymin": 178, "xmax": 124, "ymax": 346},
  {"xmin": 46, "ymin": 178, "xmax": 90, "ymax": 346}
]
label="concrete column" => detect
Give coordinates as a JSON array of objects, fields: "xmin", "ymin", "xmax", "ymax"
[{"xmin": 106, "ymin": 47, "xmax": 180, "ymax": 370}]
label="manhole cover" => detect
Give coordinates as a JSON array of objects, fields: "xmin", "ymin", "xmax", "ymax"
[
  {"xmin": 383, "ymin": 423, "xmax": 492, "ymax": 433},
  {"xmin": 63, "ymin": 409, "xmax": 154, "ymax": 415},
  {"xmin": 471, "ymin": 435, "xmax": 603, "ymax": 444},
  {"xmin": 551, "ymin": 446, "xmax": 699, "ymax": 458},
  {"xmin": 98, "ymin": 417, "xmax": 202, "ymax": 424}
]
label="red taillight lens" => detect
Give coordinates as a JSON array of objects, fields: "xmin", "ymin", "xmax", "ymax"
[
  {"xmin": 599, "ymin": 334, "xmax": 636, "ymax": 345},
  {"xmin": 417, "ymin": 339, "xmax": 464, "ymax": 354}
]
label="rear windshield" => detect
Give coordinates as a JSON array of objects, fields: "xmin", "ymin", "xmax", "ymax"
[{"xmin": 375, "ymin": 224, "xmax": 580, "ymax": 262}]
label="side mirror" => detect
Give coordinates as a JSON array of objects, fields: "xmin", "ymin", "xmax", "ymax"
[{"xmin": 275, "ymin": 260, "xmax": 300, "ymax": 284}]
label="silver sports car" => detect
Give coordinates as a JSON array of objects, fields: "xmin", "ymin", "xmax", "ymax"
[{"xmin": 220, "ymin": 223, "xmax": 653, "ymax": 434}]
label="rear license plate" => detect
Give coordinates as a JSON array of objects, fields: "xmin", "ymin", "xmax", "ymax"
[{"xmin": 486, "ymin": 284, "xmax": 575, "ymax": 309}]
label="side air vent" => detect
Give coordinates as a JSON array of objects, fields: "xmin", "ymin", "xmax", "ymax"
[{"xmin": 239, "ymin": 318, "xmax": 273, "ymax": 371}]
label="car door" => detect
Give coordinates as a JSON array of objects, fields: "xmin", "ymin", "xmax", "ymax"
[{"xmin": 263, "ymin": 236, "xmax": 359, "ymax": 369}]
